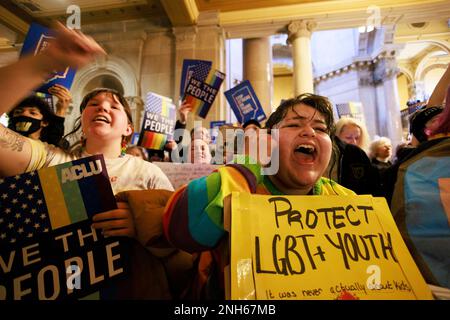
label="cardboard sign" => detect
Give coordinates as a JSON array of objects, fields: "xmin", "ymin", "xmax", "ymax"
[
  {"xmin": 180, "ymin": 59, "xmax": 212, "ymax": 98},
  {"xmin": 138, "ymin": 92, "xmax": 176, "ymax": 150},
  {"xmin": 0, "ymin": 155, "xmax": 128, "ymax": 300},
  {"xmin": 224, "ymin": 80, "xmax": 266, "ymax": 124},
  {"xmin": 20, "ymin": 23, "xmax": 76, "ymax": 94},
  {"xmin": 185, "ymin": 70, "xmax": 226, "ymax": 119},
  {"xmin": 153, "ymin": 162, "xmax": 219, "ymax": 190},
  {"xmin": 228, "ymin": 193, "xmax": 433, "ymax": 300}
]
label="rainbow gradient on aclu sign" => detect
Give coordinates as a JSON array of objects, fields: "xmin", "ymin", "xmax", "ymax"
[{"xmin": 138, "ymin": 92, "xmax": 176, "ymax": 150}]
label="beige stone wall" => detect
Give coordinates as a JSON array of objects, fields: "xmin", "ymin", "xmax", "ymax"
[{"xmin": 140, "ymin": 31, "xmax": 175, "ymax": 99}]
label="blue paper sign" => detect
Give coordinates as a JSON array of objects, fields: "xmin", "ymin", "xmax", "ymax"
[
  {"xmin": 210, "ymin": 120, "xmax": 227, "ymax": 129},
  {"xmin": 20, "ymin": 23, "xmax": 76, "ymax": 94},
  {"xmin": 210, "ymin": 121, "xmax": 227, "ymax": 144},
  {"xmin": 131, "ymin": 132, "xmax": 140, "ymax": 145},
  {"xmin": 224, "ymin": 80, "xmax": 266, "ymax": 124},
  {"xmin": 179, "ymin": 59, "xmax": 212, "ymax": 98}
]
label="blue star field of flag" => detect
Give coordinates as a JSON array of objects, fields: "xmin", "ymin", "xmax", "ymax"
[
  {"xmin": 190, "ymin": 62, "xmax": 211, "ymax": 82},
  {"xmin": 0, "ymin": 172, "xmax": 51, "ymax": 245},
  {"xmin": 145, "ymin": 92, "xmax": 163, "ymax": 114}
]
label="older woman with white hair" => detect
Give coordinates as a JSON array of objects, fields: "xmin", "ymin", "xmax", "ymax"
[{"xmin": 369, "ymin": 136, "xmax": 393, "ymax": 170}]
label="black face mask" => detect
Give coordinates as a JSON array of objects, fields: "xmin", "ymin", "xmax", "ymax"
[{"xmin": 8, "ymin": 116, "xmax": 43, "ymax": 136}]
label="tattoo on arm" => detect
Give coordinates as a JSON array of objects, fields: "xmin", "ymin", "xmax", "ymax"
[{"xmin": 0, "ymin": 125, "xmax": 25, "ymax": 152}]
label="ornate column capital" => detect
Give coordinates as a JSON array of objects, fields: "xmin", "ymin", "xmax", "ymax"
[
  {"xmin": 173, "ymin": 26, "xmax": 198, "ymax": 50},
  {"xmin": 287, "ymin": 20, "xmax": 317, "ymax": 42},
  {"xmin": 373, "ymin": 51, "xmax": 400, "ymax": 84}
]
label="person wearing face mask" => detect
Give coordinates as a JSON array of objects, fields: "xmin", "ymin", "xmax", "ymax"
[
  {"xmin": 7, "ymin": 84, "xmax": 72, "ymax": 147},
  {"xmin": 0, "ymin": 24, "xmax": 195, "ymax": 300}
]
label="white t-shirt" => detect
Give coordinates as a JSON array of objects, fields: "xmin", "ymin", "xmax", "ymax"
[{"xmin": 27, "ymin": 140, "xmax": 174, "ymax": 194}]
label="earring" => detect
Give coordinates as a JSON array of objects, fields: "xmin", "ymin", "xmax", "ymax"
[{"xmin": 120, "ymin": 137, "xmax": 127, "ymax": 157}]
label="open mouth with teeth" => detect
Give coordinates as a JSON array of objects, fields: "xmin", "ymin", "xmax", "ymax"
[
  {"xmin": 294, "ymin": 144, "xmax": 316, "ymax": 163},
  {"xmin": 93, "ymin": 115, "xmax": 111, "ymax": 124}
]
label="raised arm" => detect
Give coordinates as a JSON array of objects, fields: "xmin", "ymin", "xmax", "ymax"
[
  {"xmin": 428, "ymin": 63, "xmax": 450, "ymax": 107},
  {"xmin": 0, "ymin": 23, "xmax": 105, "ymax": 177},
  {"xmin": 48, "ymin": 84, "xmax": 72, "ymax": 117},
  {"xmin": 0, "ymin": 22, "xmax": 105, "ymax": 115}
]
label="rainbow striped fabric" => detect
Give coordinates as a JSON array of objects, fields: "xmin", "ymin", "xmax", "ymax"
[
  {"xmin": 163, "ymin": 161, "xmax": 355, "ymax": 253},
  {"xmin": 185, "ymin": 69, "xmax": 226, "ymax": 119},
  {"xmin": 138, "ymin": 92, "xmax": 176, "ymax": 150}
]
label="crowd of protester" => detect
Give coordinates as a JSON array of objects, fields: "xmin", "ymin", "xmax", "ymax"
[{"xmin": 0, "ymin": 23, "xmax": 449, "ymax": 300}]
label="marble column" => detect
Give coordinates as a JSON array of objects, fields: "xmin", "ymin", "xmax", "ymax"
[
  {"xmin": 357, "ymin": 65, "xmax": 378, "ymax": 139},
  {"xmin": 173, "ymin": 11, "xmax": 226, "ymax": 129},
  {"xmin": 243, "ymin": 37, "xmax": 273, "ymax": 118},
  {"xmin": 287, "ymin": 20, "xmax": 317, "ymax": 95},
  {"xmin": 173, "ymin": 25, "xmax": 198, "ymax": 106},
  {"xmin": 373, "ymin": 50, "xmax": 404, "ymax": 147},
  {"xmin": 196, "ymin": 11, "xmax": 226, "ymax": 125}
]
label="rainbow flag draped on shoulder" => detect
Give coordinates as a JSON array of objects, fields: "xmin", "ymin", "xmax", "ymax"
[
  {"xmin": 138, "ymin": 92, "xmax": 176, "ymax": 150},
  {"xmin": 0, "ymin": 155, "xmax": 128, "ymax": 300}
]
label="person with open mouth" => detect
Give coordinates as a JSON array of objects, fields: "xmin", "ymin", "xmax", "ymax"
[{"xmin": 158, "ymin": 93, "xmax": 356, "ymax": 299}]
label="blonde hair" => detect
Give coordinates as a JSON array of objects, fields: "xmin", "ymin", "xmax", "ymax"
[
  {"xmin": 369, "ymin": 136, "xmax": 392, "ymax": 159},
  {"xmin": 335, "ymin": 117, "xmax": 370, "ymax": 152}
]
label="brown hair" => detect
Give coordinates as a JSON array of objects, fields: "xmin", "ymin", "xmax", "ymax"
[
  {"xmin": 265, "ymin": 93, "xmax": 335, "ymax": 136},
  {"xmin": 64, "ymin": 88, "xmax": 134, "ymax": 150}
]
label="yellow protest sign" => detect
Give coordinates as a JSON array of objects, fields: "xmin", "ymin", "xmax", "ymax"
[{"xmin": 229, "ymin": 192, "xmax": 433, "ymax": 300}]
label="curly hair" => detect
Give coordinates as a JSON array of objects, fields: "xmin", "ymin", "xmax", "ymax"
[{"xmin": 265, "ymin": 93, "xmax": 336, "ymax": 135}]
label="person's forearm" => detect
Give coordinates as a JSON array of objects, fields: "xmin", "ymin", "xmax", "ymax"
[
  {"xmin": 428, "ymin": 64, "xmax": 450, "ymax": 107},
  {"xmin": 0, "ymin": 54, "xmax": 53, "ymax": 115},
  {"xmin": 55, "ymin": 103, "xmax": 69, "ymax": 117}
]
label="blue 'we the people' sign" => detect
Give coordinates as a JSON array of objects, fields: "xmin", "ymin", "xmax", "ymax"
[
  {"xmin": 20, "ymin": 23, "xmax": 76, "ymax": 94},
  {"xmin": 224, "ymin": 80, "xmax": 266, "ymax": 124}
]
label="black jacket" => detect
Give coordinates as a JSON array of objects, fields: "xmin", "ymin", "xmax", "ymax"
[
  {"xmin": 41, "ymin": 115, "xmax": 65, "ymax": 146},
  {"xmin": 333, "ymin": 136, "xmax": 381, "ymax": 195}
]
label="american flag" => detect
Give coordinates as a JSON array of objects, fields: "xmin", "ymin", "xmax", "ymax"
[
  {"xmin": 0, "ymin": 155, "xmax": 116, "ymax": 246},
  {"xmin": 190, "ymin": 62, "xmax": 211, "ymax": 82},
  {"xmin": 180, "ymin": 59, "xmax": 212, "ymax": 97},
  {"xmin": 145, "ymin": 92, "xmax": 176, "ymax": 119},
  {"xmin": 0, "ymin": 172, "xmax": 50, "ymax": 244},
  {"xmin": 145, "ymin": 92, "xmax": 164, "ymax": 114}
]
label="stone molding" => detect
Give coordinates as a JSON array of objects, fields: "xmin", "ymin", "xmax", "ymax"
[
  {"xmin": 287, "ymin": 20, "xmax": 317, "ymax": 42},
  {"xmin": 173, "ymin": 25, "xmax": 198, "ymax": 49},
  {"xmin": 314, "ymin": 50, "xmax": 401, "ymax": 85}
]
